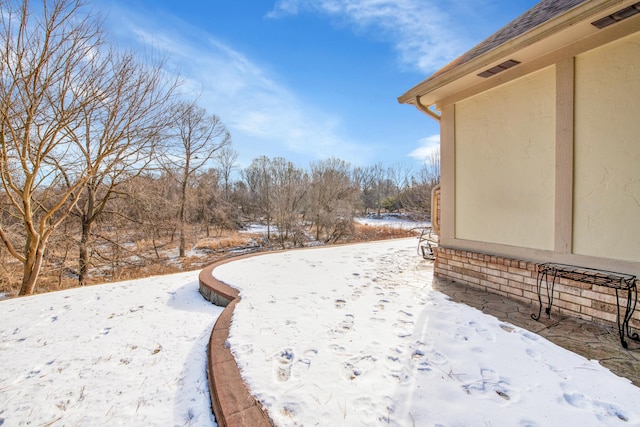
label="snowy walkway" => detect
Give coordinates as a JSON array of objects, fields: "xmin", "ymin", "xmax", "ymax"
[{"xmin": 213, "ymin": 238, "xmax": 640, "ymax": 426}]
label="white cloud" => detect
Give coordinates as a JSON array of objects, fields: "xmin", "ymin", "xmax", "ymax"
[
  {"xmin": 268, "ymin": 0, "xmax": 471, "ymax": 73},
  {"xmin": 408, "ymin": 134, "xmax": 439, "ymax": 162},
  {"xmin": 105, "ymin": 5, "xmax": 364, "ymax": 167}
]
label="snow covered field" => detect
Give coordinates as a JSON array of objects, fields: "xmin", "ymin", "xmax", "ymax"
[
  {"xmin": 242, "ymin": 214, "xmax": 430, "ymax": 236},
  {"xmin": 2, "ymin": 238, "xmax": 640, "ymax": 426},
  {"xmin": 214, "ymin": 238, "xmax": 640, "ymax": 426},
  {"xmin": 354, "ymin": 214, "xmax": 430, "ymax": 230},
  {"xmin": 0, "ymin": 271, "xmax": 222, "ymax": 426}
]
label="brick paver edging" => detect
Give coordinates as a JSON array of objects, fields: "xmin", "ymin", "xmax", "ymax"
[{"xmin": 198, "ymin": 256, "xmax": 273, "ymax": 427}]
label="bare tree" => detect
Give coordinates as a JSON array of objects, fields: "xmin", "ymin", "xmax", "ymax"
[
  {"xmin": 68, "ymin": 52, "xmax": 176, "ymax": 286},
  {"xmin": 162, "ymin": 101, "xmax": 231, "ymax": 258},
  {"xmin": 308, "ymin": 158, "xmax": 357, "ymax": 243},
  {"xmin": 386, "ymin": 162, "xmax": 412, "ymax": 212},
  {"xmin": 215, "ymin": 145, "xmax": 238, "ymax": 201},
  {"xmin": 0, "ymin": 0, "xmax": 118, "ymax": 294},
  {"xmin": 420, "ymin": 147, "xmax": 440, "ymax": 187},
  {"xmin": 362, "ymin": 163, "xmax": 390, "ymax": 215},
  {"xmin": 242, "ymin": 156, "xmax": 273, "ymax": 238},
  {"xmin": 119, "ymin": 173, "xmax": 179, "ymax": 260},
  {"xmin": 191, "ymin": 168, "xmax": 225, "ymax": 236},
  {"xmin": 402, "ymin": 148, "xmax": 440, "ymax": 218},
  {"xmin": 269, "ymin": 157, "xmax": 307, "ymax": 247},
  {"xmin": 353, "ymin": 166, "xmax": 375, "ymax": 214}
]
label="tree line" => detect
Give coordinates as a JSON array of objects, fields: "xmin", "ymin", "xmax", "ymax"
[{"xmin": 0, "ymin": 0, "xmax": 439, "ymax": 296}]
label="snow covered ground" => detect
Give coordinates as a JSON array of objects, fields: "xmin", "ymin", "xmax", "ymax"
[
  {"xmin": 214, "ymin": 238, "xmax": 640, "ymax": 427},
  {"xmin": 3, "ymin": 238, "xmax": 640, "ymax": 427},
  {"xmin": 239, "ymin": 224, "xmax": 278, "ymax": 234},
  {"xmin": 354, "ymin": 214, "xmax": 430, "ymax": 230},
  {"xmin": 242, "ymin": 214, "xmax": 430, "ymax": 236},
  {"xmin": 0, "ymin": 271, "xmax": 222, "ymax": 426}
]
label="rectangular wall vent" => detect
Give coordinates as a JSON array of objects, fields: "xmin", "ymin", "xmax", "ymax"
[
  {"xmin": 592, "ymin": 2, "xmax": 640, "ymax": 29},
  {"xmin": 477, "ymin": 59, "xmax": 521, "ymax": 78}
]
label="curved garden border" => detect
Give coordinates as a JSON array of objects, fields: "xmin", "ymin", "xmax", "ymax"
[{"xmin": 198, "ymin": 255, "xmax": 273, "ymax": 427}]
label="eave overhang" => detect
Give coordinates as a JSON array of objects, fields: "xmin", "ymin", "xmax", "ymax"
[{"xmin": 398, "ymin": 0, "xmax": 639, "ymax": 111}]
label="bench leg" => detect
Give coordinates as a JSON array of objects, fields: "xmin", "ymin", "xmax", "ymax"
[
  {"xmin": 532, "ymin": 269, "xmax": 544, "ymax": 321},
  {"xmin": 532, "ymin": 269, "xmax": 556, "ymax": 321},
  {"xmin": 619, "ymin": 285, "xmax": 639, "ymax": 349}
]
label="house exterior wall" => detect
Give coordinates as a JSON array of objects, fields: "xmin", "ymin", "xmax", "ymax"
[
  {"xmin": 431, "ymin": 20, "xmax": 640, "ymax": 332},
  {"xmin": 437, "ymin": 23, "xmax": 640, "ymax": 274},
  {"xmin": 454, "ymin": 67, "xmax": 555, "ymax": 250},
  {"xmin": 573, "ymin": 31, "xmax": 640, "ymax": 262}
]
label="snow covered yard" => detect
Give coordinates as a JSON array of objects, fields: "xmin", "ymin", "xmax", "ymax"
[
  {"xmin": 213, "ymin": 238, "xmax": 640, "ymax": 426},
  {"xmin": 2, "ymin": 238, "xmax": 640, "ymax": 427},
  {"xmin": 0, "ymin": 271, "xmax": 222, "ymax": 426}
]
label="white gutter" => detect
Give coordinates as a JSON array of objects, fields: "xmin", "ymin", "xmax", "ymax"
[{"xmin": 414, "ymin": 95, "xmax": 441, "ymax": 122}]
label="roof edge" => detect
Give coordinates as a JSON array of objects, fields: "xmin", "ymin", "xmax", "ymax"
[{"xmin": 398, "ymin": 0, "xmax": 620, "ymax": 106}]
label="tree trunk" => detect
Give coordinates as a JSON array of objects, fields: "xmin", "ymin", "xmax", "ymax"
[
  {"xmin": 19, "ymin": 242, "xmax": 46, "ymax": 295},
  {"xmin": 78, "ymin": 185, "xmax": 96, "ymax": 287},
  {"xmin": 315, "ymin": 214, "xmax": 321, "ymax": 241},
  {"xmin": 78, "ymin": 220, "xmax": 92, "ymax": 287},
  {"xmin": 179, "ymin": 177, "xmax": 187, "ymax": 258}
]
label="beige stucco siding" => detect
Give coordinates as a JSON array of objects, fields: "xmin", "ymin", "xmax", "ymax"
[
  {"xmin": 574, "ymin": 32, "xmax": 640, "ymax": 262},
  {"xmin": 454, "ymin": 67, "xmax": 556, "ymax": 249}
]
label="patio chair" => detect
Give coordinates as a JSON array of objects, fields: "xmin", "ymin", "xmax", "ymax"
[{"xmin": 416, "ymin": 226, "xmax": 438, "ymax": 260}]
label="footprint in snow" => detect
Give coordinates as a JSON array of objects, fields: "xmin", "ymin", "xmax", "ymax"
[
  {"xmin": 385, "ymin": 366, "xmax": 411, "ymax": 385},
  {"xmin": 374, "ymin": 299, "xmax": 389, "ymax": 310},
  {"xmin": 425, "ymin": 349, "xmax": 448, "ymax": 365},
  {"xmin": 292, "ymin": 348, "xmax": 318, "ymax": 376},
  {"xmin": 333, "ymin": 314, "xmax": 355, "ymax": 334},
  {"xmin": 563, "ymin": 390, "xmax": 629, "ymax": 422},
  {"xmin": 525, "ymin": 347, "xmax": 541, "ymax": 360},
  {"xmin": 462, "ymin": 369, "xmax": 520, "ymax": 404},
  {"xmin": 94, "ymin": 327, "xmax": 111, "ymax": 338},
  {"xmin": 470, "ymin": 321, "xmax": 496, "ymax": 342},
  {"xmin": 328, "ymin": 344, "xmax": 346, "ymax": 354},
  {"xmin": 499, "ymin": 322, "xmax": 515, "ymax": 333},
  {"xmin": 342, "ymin": 355, "xmax": 377, "ymax": 380},
  {"xmin": 520, "ymin": 331, "xmax": 540, "ymax": 343},
  {"xmin": 234, "ymin": 343, "xmax": 254, "ymax": 354},
  {"xmin": 385, "ymin": 347, "xmax": 404, "ymax": 368},
  {"xmin": 352, "ymin": 396, "xmax": 373, "ymax": 412},
  {"xmin": 410, "ymin": 348, "xmax": 433, "ymax": 374},
  {"xmin": 274, "ymin": 348, "xmax": 295, "ymax": 382},
  {"xmin": 563, "ymin": 391, "xmax": 588, "ymax": 409},
  {"xmin": 481, "ymin": 367, "xmax": 499, "ymax": 382},
  {"xmin": 25, "ymin": 369, "xmax": 41, "ymax": 379},
  {"xmin": 392, "ymin": 321, "xmax": 413, "ymax": 338}
]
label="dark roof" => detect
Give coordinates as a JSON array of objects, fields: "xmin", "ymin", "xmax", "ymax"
[{"xmin": 427, "ymin": 0, "xmax": 588, "ymax": 81}]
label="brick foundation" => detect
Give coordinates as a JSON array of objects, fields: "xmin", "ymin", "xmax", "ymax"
[{"xmin": 434, "ymin": 246, "xmax": 640, "ymax": 330}]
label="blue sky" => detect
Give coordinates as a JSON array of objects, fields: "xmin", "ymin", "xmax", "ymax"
[{"xmin": 101, "ymin": 0, "xmax": 538, "ymax": 169}]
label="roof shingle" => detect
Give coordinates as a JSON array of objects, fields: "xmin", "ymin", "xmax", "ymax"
[{"xmin": 427, "ymin": 0, "xmax": 588, "ymax": 82}]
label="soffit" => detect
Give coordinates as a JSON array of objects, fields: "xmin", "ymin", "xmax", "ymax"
[{"xmin": 398, "ymin": 0, "xmax": 636, "ymax": 108}]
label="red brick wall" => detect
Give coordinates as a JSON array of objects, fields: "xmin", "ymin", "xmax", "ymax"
[{"xmin": 434, "ymin": 246, "xmax": 640, "ymax": 330}]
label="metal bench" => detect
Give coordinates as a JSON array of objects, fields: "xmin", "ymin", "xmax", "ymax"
[
  {"xmin": 532, "ymin": 262, "xmax": 639, "ymax": 348},
  {"xmin": 415, "ymin": 227, "xmax": 438, "ymax": 260}
]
